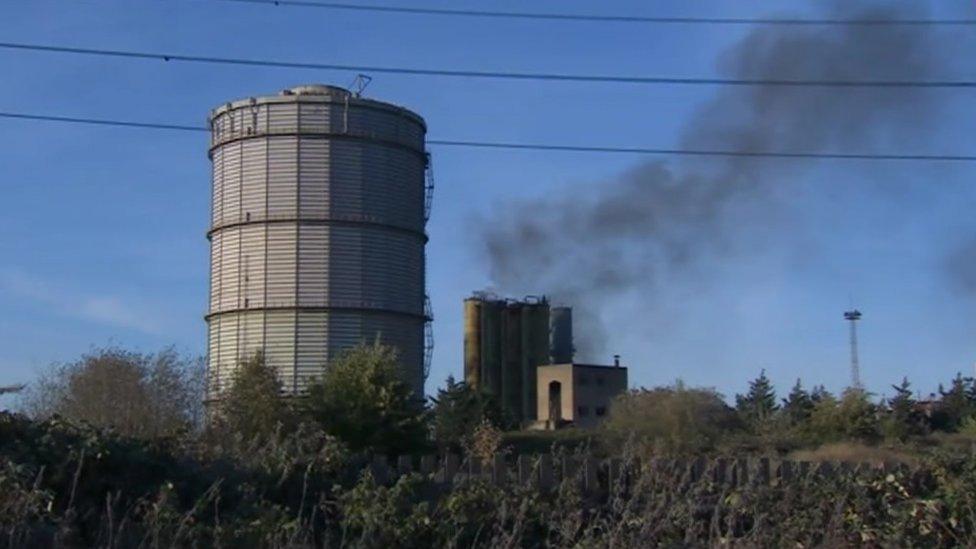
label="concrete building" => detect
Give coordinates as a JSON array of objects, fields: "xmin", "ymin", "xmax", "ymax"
[
  {"xmin": 206, "ymin": 84, "xmax": 432, "ymax": 402},
  {"xmin": 535, "ymin": 362, "xmax": 628, "ymax": 429}
]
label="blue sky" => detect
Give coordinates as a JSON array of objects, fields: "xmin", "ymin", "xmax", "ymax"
[{"xmin": 1, "ymin": 0, "xmax": 975, "ymax": 407}]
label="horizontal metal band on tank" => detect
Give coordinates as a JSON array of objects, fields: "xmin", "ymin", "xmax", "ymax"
[
  {"xmin": 205, "ymin": 304, "xmax": 429, "ymax": 321},
  {"xmin": 208, "ymin": 129, "xmax": 427, "ymax": 160},
  {"xmin": 207, "ymin": 216, "xmax": 428, "ymax": 242}
]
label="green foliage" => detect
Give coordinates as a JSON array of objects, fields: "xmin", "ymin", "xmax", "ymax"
[
  {"xmin": 931, "ymin": 374, "xmax": 976, "ymax": 432},
  {"xmin": 217, "ymin": 351, "xmax": 291, "ymax": 439},
  {"xmin": 339, "ymin": 473, "xmax": 436, "ymax": 547},
  {"xmin": 17, "ymin": 344, "xmax": 976, "ymax": 546},
  {"xmin": 884, "ymin": 377, "xmax": 928, "ymax": 441},
  {"xmin": 736, "ymin": 369, "xmax": 779, "ymax": 430},
  {"xmin": 304, "ymin": 342, "xmax": 429, "ymax": 455},
  {"xmin": 603, "ymin": 382, "xmax": 742, "ymax": 452},
  {"xmin": 781, "ymin": 378, "xmax": 815, "ymax": 426},
  {"xmin": 430, "ymin": 376, "xmax": 508, "ymax": 452},
  {"xmin": 805, "ymin": 388, "xmax": 881, "ymax": 444}
]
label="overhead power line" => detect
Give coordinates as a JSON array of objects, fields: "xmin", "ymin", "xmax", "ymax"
[
  {"xmin": 2, "ymin": 111, "xmax": 974, "ymax": 162},
  {"xmin": 1, "ymin": 42, "xmax": 974, "ymax": 89},
  {"xmin": 213, "ymin": 0, "xmax": 976, "ymax": 27}
]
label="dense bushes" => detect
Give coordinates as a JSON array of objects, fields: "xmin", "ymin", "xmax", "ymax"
[
  {"xmin": 303, "ymin": 343, "xmax": 429, "ymax": 455},
  {"xmin": 10, "ymin": 345, "xmax": 976, "ymax": 546},
  {"xmin": 4, "ymin": 412, "xmax": 976, "ymax": 547},
  {"xmin": 603, "ymin": 383, "xmax": 742, "ymax": 452},
  {"xmin": 603, "ymin": 371, "xmax": 976, "ymax": 456}
]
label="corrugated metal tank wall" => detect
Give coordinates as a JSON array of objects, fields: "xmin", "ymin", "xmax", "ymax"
[{"xmin": 206, "ymin": 84, "xmax": 427, "ymax": 400}]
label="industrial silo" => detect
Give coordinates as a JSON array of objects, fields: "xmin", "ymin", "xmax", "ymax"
[
  {"xmin": 463, "ymin": 293, "xmax": 550, "ymax": 424},
  {"xmin": 549, "ymin": 306, "xmax": 574, "ymax": 364},
  {"xmin": 206, "ymin": 84, "xmax": 430, "ymax": 401}
]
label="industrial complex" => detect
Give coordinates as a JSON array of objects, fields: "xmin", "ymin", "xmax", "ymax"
[
  {"xmin": 204, "ymin": 84, "xmax": 626, "ymax": 426},
  {"xmin": 463, "ymin": 293, "xmax": 627, "ymax": 429}
]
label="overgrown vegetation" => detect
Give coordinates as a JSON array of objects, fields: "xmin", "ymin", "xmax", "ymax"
[
  {"xmin": 18, "ymin": 346, "xmax": 203, "ymax": 439},
  {"xmin": 6, "ymin": 346, "xmax": 976, "ymax": 546}
]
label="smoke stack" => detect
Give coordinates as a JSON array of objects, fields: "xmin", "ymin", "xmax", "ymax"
[
  {"xmin": 613, "ymin": 354, "xmax": 620, "ymax": 368},
  {"xmin": 550, "ymin": 306, "xmax": 574, "ymax": 364}
]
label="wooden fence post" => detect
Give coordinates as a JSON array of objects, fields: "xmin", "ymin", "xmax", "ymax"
[
  {"xmin": 713, "ymin": 458, "xmax": 729, "ymax": 485},
  {"xmin": 397, "ymin": 455, "xmax": 412, "ymax": 476},
  {"xmin": 733, "ymin": 458, "xmax": 750, "ymax": 486},
  {"xmin": 371, "ymin": 455, "xmax": 390, "ymax": 484},
  {"xmin": 420, "ymin": 455, "xmax": 436, "ymax": 476},
  {"xmin": 538, "ymin": 454, "xmax": 554, "ymax": 491},
  {"xmin": 492, "ymin": 454, "xmax": 508, "ymax": 485},
  {"xmin": 444, "ymin": 454, "xmax": 460, "ymax": 483},
  {"xmin": 518, "ymin": 454, "xmax": 533, "ymax": 486},
  {"xmin": 755, "ymin": 457, "xmax": 770, "ymax": 485},
  {"xmin": 778, "ymin": 460, "xmax": 794, "ymax": 483},
  {"xmin": 583, "ymin": 456, "xmax": 600, "ymax": 495}
]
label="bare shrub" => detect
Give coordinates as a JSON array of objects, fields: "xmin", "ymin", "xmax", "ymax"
[
  {"xmin": 19, "ymin": 346, "xmax": 203, "ymax": 438},
  {"xmin": 465, "ymin": 419, "xmax": 504, "ymax": 464}
]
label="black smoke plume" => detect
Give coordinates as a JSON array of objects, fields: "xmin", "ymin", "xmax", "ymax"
[{"xmin": 482, "ymin": 3, "xmax": 946, "ymax": 359}]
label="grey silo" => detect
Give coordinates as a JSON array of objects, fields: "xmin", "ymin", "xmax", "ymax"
[
  {"xmin": 549, "ymin": 306, "xmax": 574, "ymax": 364},
  {"xmin": 206, "ymin": 84, "xmax": 430, "ymax": 401}
]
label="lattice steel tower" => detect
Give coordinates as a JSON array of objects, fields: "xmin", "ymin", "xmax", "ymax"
[{"xmin": 844, "ymin": 309, "xmax": 863, "ymax": 389}]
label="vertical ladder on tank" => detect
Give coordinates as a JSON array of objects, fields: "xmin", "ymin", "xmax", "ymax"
[
  {"xmin": 422, "ymin": 153, "xmax": 435, "ymax": 385},
  {"xmin": 424, "ymin": 294, "xmax": 434, "ymax": 385}
]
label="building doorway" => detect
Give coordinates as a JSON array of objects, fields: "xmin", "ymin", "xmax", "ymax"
[{"xmin": 548, "ymin": 381, "xmax": 562, "ymax": 423}]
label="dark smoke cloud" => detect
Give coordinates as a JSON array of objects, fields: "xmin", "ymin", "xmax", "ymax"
[{"xmin": 482, "ymin": 3, "xmax": 946, "ymax": 360}]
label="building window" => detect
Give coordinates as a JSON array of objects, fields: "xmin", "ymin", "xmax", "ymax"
[
  {"xmin": 577, "ymin": 406, "xmax": 589, "ymax": 417},
  {"xmin": 596, "ymin": 406, "xmax": 606, "ymax": 417}
]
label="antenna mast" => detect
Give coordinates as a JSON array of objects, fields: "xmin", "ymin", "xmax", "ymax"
[{"xmin": 844, "ymin": 309, "xmax": 863, "ymax": 389}]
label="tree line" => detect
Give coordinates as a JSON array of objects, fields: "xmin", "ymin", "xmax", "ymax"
[{"xmin": 14, "ymin": 344, "xmax": 976, "ymax": 459}]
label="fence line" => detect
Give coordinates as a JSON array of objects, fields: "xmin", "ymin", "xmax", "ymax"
[{"xmin": 362, "ymin": 454, "xmax": 915, "ymax": 494}]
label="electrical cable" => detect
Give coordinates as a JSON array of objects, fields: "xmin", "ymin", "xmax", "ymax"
[
  {"xmin": 1, "ymin": 42, "xmax": 974, "ymax": 89},
  {"xmin": 2, "ymin": 111, "xmax": 974, "ymax": 162},
  {"xmin": 212, "ymin": 0, "xmax": 976, "ymax": 27}
]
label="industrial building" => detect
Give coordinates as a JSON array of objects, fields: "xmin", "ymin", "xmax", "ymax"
[
  {"xmin": 206, "ymin": 84, "xmax": 432, "ymax": 402},
  {"xmin": 536, "ymin": 361, "xmax": 628, "ymax": 429},
  {"xmin": 464, "ymin": 294, "xmax": 627, "ymax": 427}
]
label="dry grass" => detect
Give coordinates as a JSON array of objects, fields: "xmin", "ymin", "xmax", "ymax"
[{"xmin": 789, "ymin": 442, "xmax": 917, "ymax": 466}]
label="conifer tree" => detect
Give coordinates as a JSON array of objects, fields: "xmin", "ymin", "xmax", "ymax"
[
  {"xmin": 781, "ymin": 378, "xmax": 814, "ymax": 426},
  {"xmin": 736, "ymin": 370, "xmax": 779, "ymax": 428},
  {"xmin": 430, "ymin": 376, "xmax": 507, "ymax": 452},
  {"xmin": 935, "ymin": 373, "xmax": 976, "ymax": 432},
  {"xmin": 884, "ymin": 377, "xmax": 926, "ymax": 441}
]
